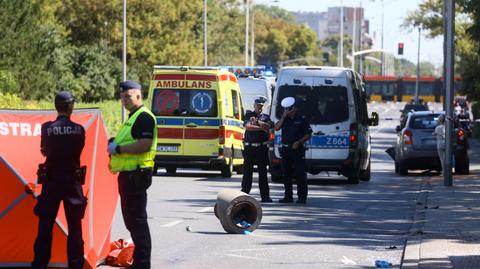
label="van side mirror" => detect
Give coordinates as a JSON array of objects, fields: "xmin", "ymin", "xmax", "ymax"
[
  {"xmin": 369, "ymin": 112, "xmax": 379, "ymax": 126},
  {"xmin": 395, "ymin": 125, "xmax": 401, "ymax": 133}
]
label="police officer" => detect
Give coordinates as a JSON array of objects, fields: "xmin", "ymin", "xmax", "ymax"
[
  {"xmin": 108, "ymin": 80, "xmax": 157, "ymax": 269},
  {"xmin": 32, "ymin": 91, "xmax": 86, "ymax": 269},
  {"xmin": 274, "ymin": 97, "xmax": 312, "ymax": 204},
  {"xmin": 241, "ymin": 96, "xmax": 273, "ymax": 202}
]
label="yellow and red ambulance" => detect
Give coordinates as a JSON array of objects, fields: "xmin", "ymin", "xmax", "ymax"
[{"xmin": 147, "ymin": 66, "xmax": 245, "ymax": 177}]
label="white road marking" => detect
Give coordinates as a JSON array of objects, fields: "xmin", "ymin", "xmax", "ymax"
[
  {"xmin": 225, "ymin": 248, "xmax": 277, "ymax": 252},
  {"xmin": 224, "ymin": 254, "xmax": 271, "ymax": 261},
  {"xmin": 162, "ymin": 220, "xmax": 183, "ymax": 227},
  {"xmin": 341, "ymin": 255, "xmax": 357, "ymax": 265},
  {"xmin": 197, "ymin": 207, "xmax": 213, "ymax": 213}
]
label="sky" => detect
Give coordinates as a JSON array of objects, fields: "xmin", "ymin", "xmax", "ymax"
[{"xmin": 268, "ymin": 0, "xmax": 444, "ymax": 66}]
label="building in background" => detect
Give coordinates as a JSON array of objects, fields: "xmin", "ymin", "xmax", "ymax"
[{"xmin": 293, "ymin": 7, "xmax": 372, "ymax": 51}]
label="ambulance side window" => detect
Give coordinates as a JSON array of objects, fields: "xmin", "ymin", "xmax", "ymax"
[{"xmin": 231, "ymin": 90, "xmax": 240, "ymax": 120}]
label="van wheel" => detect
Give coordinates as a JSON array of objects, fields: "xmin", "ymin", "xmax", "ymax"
[
  {"xmin": 271, "ymin": 175, "xmax": 283, "ymax": 183},
  {"xmin": 166, "ymin": 166, "xmax": 177, "ymax": 175},
  {"xmin": 153, "ymin": 164, "xmax": 159, "ymax": 176},
  {"xmin": 398, "ymin": 160, "xmax": 408, "ymax": 176},
  {"xmin": 347, "ymin": 166, "xmax": 360, "ymax": 184},
  {"xmin": 234, "ymin": 164, "xmax": 244, "ymax": 175},
  {"xmin": 221, "ymin": 159, "xmax": 233, "ymax": 178},
  {"xmin": 360, "ymin": 160, "xmax": 371, "ymax": 181}
]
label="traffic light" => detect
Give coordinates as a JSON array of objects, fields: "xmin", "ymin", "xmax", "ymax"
[{"xmin": 398, "ymin": 42, "xmax": 404, "ymax": 55}]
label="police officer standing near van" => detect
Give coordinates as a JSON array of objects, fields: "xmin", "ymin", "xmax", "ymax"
[
  {"xmin": 32, "ymin": 91, "xmax": 86, "ymax": 269},
  {"xmin": 241, "ymin": 96, "xmax": 273, "ymax": 202},
  {"xmin": 108, "ymin": 80, "xmax": 157, "ymax": 269},
  {"xmin": 274, "ymin": 97, "xmax": 312, "ymax": 204}
]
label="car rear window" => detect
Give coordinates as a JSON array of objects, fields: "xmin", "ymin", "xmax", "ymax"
[
  {"xmin": 152, "ymin": 88, "xmax": 218, "ymax": 117},
  {"xmin": 275, "ymin": 85, "xmax": 349, "ymax": 124},
  {"xmin": 409, "ymin": 115, "xmax": 437, "ymax": 129},
  {"xmin": 404, "ymin": 104, "xmax": 429, "ymax": 112}
]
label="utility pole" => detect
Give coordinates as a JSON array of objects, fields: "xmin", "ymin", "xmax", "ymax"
[
  {"xmin": 245, "ymin": 0, "xmax": 250, "ymax": 66},
  {"xmin": 203, "ymin": 0, "xmax": 208, "ymax": 66},
  {"xmin": 340, "ymin": 3, "xmax": 344, "ymax": 67},
  {"xmin": 251, "ymin": 0, "xmax": 255, "ymax": 66},
  {"xmin": 352, "ymin": 6, "xmax": 356, "ymax": 70},
  {"xmin": 444, "ymin": 0, "xmax": 455, "ymax": 186},
  {"xmin": 415, "ymin": 27, "xmax": 421, "ymax": 103},
  {"xmin": 381, "ymin": 0, "xmax": 384, "ymax": 75},
  {"xmin": 121, "ymin": 0, "xmax": 127, "ymax": 122}
]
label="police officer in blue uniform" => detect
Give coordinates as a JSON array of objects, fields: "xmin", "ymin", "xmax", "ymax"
[
  {"xmin": 241, "ymin": 96, "xmax": 273, "ymax": 202},
  {"xmin": 32, "ymin": 91, "xmax": 86, "ymax": 269},
  {"xmin": 274, "ymin": 97, "xmax": 312, "ymax": 204}
]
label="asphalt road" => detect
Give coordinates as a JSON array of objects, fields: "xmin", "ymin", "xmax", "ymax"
[{"xmin": 100, "ymin": 101, "xmax": 434, "ymax": 269}]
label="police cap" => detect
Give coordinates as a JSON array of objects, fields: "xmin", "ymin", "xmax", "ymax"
[
  {"xmin": 119, "ymin": 80, "xmax": 142, "ymax": 92},
  {"xmin": 54, "ymin": 91, "xmax": 75, "ymax": 104},
  {"xmin": 281, "ymin": 97, "xmax": 295, "ymax": 108},
  {"xmin": 254, "ymin": 96, "xmax": 267, "ymax": 105}
]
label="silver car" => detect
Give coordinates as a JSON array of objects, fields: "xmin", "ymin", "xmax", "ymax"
[{"xmin": 394, "ymin": 111, "xmax": 469, "ymax": 175}]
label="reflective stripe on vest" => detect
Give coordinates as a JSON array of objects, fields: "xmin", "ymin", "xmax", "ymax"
[{"xmin": 109, "ymin": 106, "xmax": 158, "ymax": 172}]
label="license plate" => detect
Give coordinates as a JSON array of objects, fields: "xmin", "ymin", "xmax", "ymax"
[{"xmin": 157, "ymin": 145, "xmax": 178, "ymax": 152}]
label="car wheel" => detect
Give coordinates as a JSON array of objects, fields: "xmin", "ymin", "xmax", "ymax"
[
  {"xmin": 221, "ymin": 158, "xmax": 233, "ymax": 178},
  {"xmin": 153, "ymin": 164, "xmax": 160, "ymax": 176},
  {"xmin": 455, "ymin": 154, "xmax": 470, "ymax": 175},
  {"xmin": 166, "ymin": 166, "xmax": 177, "ymax": 175},
  {"xmin": 233, "ymin": 164, "xmax": 244, "ymax": 175},
  {"xmin": 398, "ymin": 160, "xmax": 408, "ymax": 176},
  {"xmin": 360, "ymin": 160, "xmax": 371, "ymax": 181},
  {"xmin": 347, "ymin": 166, "xmax": 360, "ymax": 184}
]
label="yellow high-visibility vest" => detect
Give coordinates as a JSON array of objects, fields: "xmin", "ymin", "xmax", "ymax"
[{"xmin": 109, "ymin": 106, "xmax": 157, "ymax": 172}]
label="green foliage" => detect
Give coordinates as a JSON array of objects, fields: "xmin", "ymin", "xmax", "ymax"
[
  {"xmin": 1, "ymin": 0, "xmax": 323, "ymax": 102},
  {"xmin": 0, "ymin": 70, "xmax": 20, "ymax": 94}
]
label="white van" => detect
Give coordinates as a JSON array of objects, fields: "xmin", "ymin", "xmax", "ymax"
[
  {"xmin": 268, "ymin": 66, "xmax": 379, "ymax": 184},
  {"xmin": 237, "ymin": 77, "xmax": 274, "ymax": 112}
]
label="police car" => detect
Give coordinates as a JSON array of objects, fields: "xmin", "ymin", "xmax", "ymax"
[{"xmin": 269, "ymin": 66, "xmax": 379, "ymax": 184}]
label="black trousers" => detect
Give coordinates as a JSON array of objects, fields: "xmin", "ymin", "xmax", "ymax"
[
  {"xmin": 32, "ymin": 178, "xmax": 86, "ymax": 269},
  {"xmin": 118, "ymin": 170, "xmax": 153, "ymax": 269},
  {"xmin": 280, "ymin": 147, "xmax": 308, "ymax": 201},
  {"xmin": 241, "ymin": 145, "xmax": 270, "ymax": 199}
]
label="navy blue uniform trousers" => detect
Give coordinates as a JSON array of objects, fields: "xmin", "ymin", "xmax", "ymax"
[
  {"xmin": 280, "ymin": 147, "xmax": 308, "ymax": 201},
  {"xmin": 118, "ymin": 170, "xmax": 152, "ymax": 269},
  {"xmin": 32, "ymin": 177, "xmax": 86, "ymax": 269},
  {"xmin": 241, "ymin": 145, "xmax": 270, "ymax": 199}
]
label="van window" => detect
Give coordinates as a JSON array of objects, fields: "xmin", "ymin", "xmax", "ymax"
[
  {"xmin": 152, "ymin": 88, "xmax": 218, "ymax": 117},
  {"xmin": 231, "ymin": 90, "xmax": 241, "ymax": 119},
  {"xmin": 275, "ymin": 85, "xmax": 349, "ymax": 124}
]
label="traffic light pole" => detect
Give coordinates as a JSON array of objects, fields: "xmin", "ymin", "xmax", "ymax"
[{"xmin": 444, "ymin": 0, "xmax": 455, "ymax": 186}]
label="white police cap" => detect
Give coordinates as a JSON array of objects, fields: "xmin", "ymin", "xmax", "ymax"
[{"xmin": 281, "ymin": 97, "xmax": 295, "ymax": 108}]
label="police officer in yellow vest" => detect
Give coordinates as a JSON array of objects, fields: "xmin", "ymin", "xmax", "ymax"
[{"xmin": 108, "ymin": 80, "xmax": 157, "ymax": 269}]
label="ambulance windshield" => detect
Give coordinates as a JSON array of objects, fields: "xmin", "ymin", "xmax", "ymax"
[{"xmin": 152, "ymin": 89, "xmax": 218, "ymax": 117}]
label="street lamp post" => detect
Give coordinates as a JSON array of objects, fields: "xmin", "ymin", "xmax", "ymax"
[
  {"xmin": 122, "ymin": 0, "xmax": 127, "ymax": 122},
  {"xmin": 203, "ymin": 0, "xmax": 208, "ymax": 66},
  {"xmin": 339, "ymin": 2, "xmax": 344, "ymax": 67},
  {"xmin": 415, "ymin": 27, "xmax": 421, "ymax": 103},
  {"xmin": 245, "ymin": 0, "xmax": 250, "ymax": 66}
]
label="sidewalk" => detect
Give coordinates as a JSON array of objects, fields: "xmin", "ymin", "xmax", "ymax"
[{"xmin": 402, "ymin": 138, "xmax": 480, "ymax": 269}]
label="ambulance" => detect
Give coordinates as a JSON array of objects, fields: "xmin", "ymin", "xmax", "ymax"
[{"xmin": 147, "ymin": 66, "xmax": 245, "ymax": 178}]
